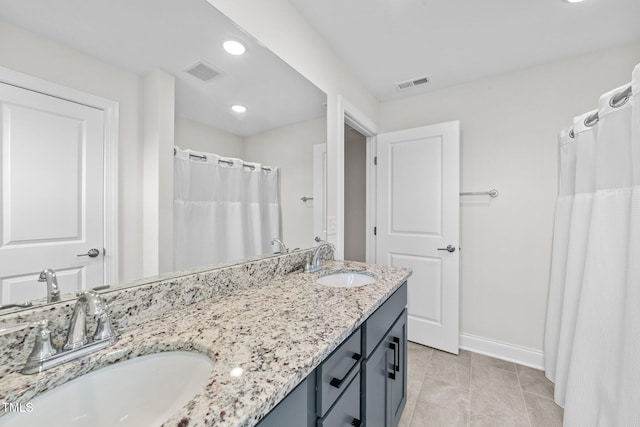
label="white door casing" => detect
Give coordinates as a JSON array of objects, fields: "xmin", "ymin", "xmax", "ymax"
[
  {"xmin": 376, "ymin": 121, "xmax": 460, "ymax": 354},
  {"xmin": 313, "ymin": 143, "xmax": 327, "ymax": 242},
  {"xmin": 0, "ymin": 81, "xmax": 106, "ymax": 304}
]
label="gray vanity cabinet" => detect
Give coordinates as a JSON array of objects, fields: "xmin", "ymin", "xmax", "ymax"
[
  {"xmin": 317, "ymin": 329, "xmax": 362, "ymax": 416},
  {"xmin": 388, "ymin": 311, "xmax": 408, "ymax": 426},
  {"xmin": 256, "ymin": 376, "xmax": 316, "ymax": 427},
  {"xmin": 257, "ymin": 282, "xmax": 407, "ymax": 427},
  {"xmin": 362, "ymin": 310, "xmax": 408, "ymax": 427},
  {"xmin": 317, "ymin": 372, "xmax": 361, "ymax": 427},
  {"xmin": 362, "ymin": 335, "xmax": 390, "ymax": 427},
  {"xmin": 316, "ymin": 328, "xmax": 363, "ymax": 426}
]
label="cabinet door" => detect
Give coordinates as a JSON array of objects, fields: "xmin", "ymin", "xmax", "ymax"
[
  {"xmin": 388, "ymin": 310, "xmax": 408, "ymax": 427},
  {"xmin": 363, "ymin": 282, "xmax": 407, "ymax": 357},
  {"xmin": 363, "ymin": 335, "xmax": 391, "ymax": 427}
]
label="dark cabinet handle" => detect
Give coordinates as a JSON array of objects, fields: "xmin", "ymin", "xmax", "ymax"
[
  {"xmin": 351, "ymin": 419, "xmax": 362, "ymax": 427},
  {"xmin": 393, "ymin": 337, "xmax": 400, "ymax": 372},
  {"xmin": 388, "ymin": 336, "xmax": 401, "ymax": 380},
  {"xmin": 388, "ymin": 341, "xmax": 397, "ymax": 380},
  {"xmin": 329, "ymin": 353, "xmax": 362, "ymax": 388}
]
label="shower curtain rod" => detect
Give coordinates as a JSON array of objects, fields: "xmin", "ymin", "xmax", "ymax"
[
  {"xmin": 570, "ymin": 85, "xmax": 632, "ymax": 137},
  {"xmin": 216, "ymin": 158, "xmax": 272, "ymax": 171},
  {"xmin": 173, "ymin": 147, "xmax": 273, "ymax": 171}
]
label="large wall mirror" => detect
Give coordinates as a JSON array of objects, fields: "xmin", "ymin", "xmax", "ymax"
[{"xmin": 0, "ymin": 0, "xmax": 327, "ymax": 311}]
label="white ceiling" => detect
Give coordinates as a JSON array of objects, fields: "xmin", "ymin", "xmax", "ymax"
[
  {"xmin": 0, "ymin": 0, "xmax": 326, "ymax": 137},
  {"xmin": 3, "ymin": 0, "xmax": 638, "ymax": 130},
  {"xmin": 288, "ymin": 0, "xmax": 640, "ymax": 101}
]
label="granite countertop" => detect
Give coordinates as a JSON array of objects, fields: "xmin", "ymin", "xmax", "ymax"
[{"xmin": 0, "ymin": 260, "xmax": 411, "ymax": 427}]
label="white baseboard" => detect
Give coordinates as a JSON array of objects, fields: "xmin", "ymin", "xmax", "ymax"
[{"xmin": 459, "ymin": 333, "xmax": 544, "ymax": 370}]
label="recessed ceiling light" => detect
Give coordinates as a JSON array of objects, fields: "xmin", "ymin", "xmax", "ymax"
[
  {"xmin": 565, "ymin": 0, "xmax": 584, "ymax": 3},
  {"xmin": 231, "ymin": 105, "xmax": 247, "ymax": 113},
  {"xmin": 223, "ymin": 40, "xmax": 246, "ymax": 55}
]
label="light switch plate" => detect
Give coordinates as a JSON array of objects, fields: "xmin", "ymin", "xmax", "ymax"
[{"xmin": 327, "ymin": 216, "xmax": 337, "ymax": 235}]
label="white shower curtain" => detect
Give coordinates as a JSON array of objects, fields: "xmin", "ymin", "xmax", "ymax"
[
  {"xmin": 544, "ymin": 63, "xmax": 639, "ymax": 426},
  {"xmin": 173, "ymin": 147, "xmax": 281, "ymax": 271},
  {"xmin": 543, "ymin": 127, "xmax": 576, "ymax": 383}
]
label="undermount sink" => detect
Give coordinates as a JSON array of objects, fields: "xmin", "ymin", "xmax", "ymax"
[
  {"xmin": 1, "ymin": 351, "xmax": 214, "ymax": 427},
  {"xmin": 316, "ymin": 271, "xmax": 376, "ymax": 287}
]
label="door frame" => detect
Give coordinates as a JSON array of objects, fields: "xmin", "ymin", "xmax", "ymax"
[
  {"xmin": 337, "ymin": 95, "xmax": 378, "ymax": 262},
  {"xmin": 313, "ymin": 143, "xmax": 327, "ymax": 242},
  {"xmin": 0, "ymin": 66, "xmax": 119, "ymax": 285}
]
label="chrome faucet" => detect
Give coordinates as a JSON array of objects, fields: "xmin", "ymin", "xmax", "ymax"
[
  {"xmin": 38, "ymin": 269, "xmax": 61, "ymax": 303},
  {"xmin": 22, "ymin": 291, "xmax": 117, "ymax": 374},
  {"xmin": 64, "ymin": 290, "xmax": 116, "ymax": 350},
  {"xmin": 305, "ymin": 241, "xmax": 335, "ymax": 273},
  {"xmin": 270, "ymin": 238, "xmax": 289, "ymax": 254}
]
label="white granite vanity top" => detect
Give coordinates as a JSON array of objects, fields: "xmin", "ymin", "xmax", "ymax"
[{"xmin": 0, "ymin": 260, "xmax": 410, "ymax": 427}]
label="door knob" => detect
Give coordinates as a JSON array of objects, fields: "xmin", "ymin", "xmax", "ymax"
[
  {"xmin": 77, "ymin": 248, "xmax": 100, "ymax": 257},
  {"xmin": 437, "ymin": 245, "xmax": 456, "ymax": 253}
]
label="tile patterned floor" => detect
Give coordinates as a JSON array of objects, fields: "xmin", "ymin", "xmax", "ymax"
[{"xmin": 399, "ymin": 342, "xmax": 564, "ymax": 427}]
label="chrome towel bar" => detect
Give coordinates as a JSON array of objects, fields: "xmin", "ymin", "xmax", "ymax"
[{"xmin": 460, "ymin": 189, "xmax": 499, "ymax": 198}]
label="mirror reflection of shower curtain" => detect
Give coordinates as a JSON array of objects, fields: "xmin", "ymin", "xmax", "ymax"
[
  {"xmin": 544, "ymin": 63, "xmax": 640, "ymax": 427},
  {"xmin": 173, "ymin": 147, "xmax": 281, "ymax": 271}
]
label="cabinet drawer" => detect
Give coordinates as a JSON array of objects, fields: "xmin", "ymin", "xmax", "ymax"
[
  {"xmin": 363, "ymin": 282, "xmax": 407, "ymax": 357},
  {"xmin": 317, "ymin": 372, "xmax": 361, "ymax": 427},
  {"xmin": 317, "ymin": 328, "xmax": 362, "ymax": 416}
]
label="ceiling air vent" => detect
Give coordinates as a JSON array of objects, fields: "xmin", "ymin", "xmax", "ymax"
[
  {"xmin": 395, "ymin": 75, "xmax": 430, "ymax": 90},
  {"xmin": 185, "ymin": 61, "xmax": 220, "ymax": 82}
]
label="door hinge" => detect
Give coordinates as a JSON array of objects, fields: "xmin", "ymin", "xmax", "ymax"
[
  {"xmin": 373, "ymin": 226, "xmax": 377, "ymax": 236},
  {"xmin": 374, "ymin": 156, "xmax": 377, "ymax": 165}
]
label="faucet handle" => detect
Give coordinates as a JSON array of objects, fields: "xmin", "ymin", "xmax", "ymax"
[
  {"xmin": 305, "ymin": 253, "xmax": 313, "ymax": 273},
  {"xmin": 93, "ymin": 299, "xmax": 117, "ymax": 343},
  {"xmin": 77, "ymin": 291, "xmax": 117, "ymax": 343},
  {"xmin": 93, "ymin": 311, "xmax": 117, "ymax": 343},
  {"xmin": 24, "ymin": 320, "xmax": 57, "ymax": 368}
]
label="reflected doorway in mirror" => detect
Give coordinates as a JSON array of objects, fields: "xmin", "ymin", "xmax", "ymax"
[{"xmin": 0, "ymin": 75, "xmax": 117, "ymax": 307}]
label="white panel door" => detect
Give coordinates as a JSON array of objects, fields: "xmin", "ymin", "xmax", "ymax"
[
  {"xmin": 376, "ymin": 121, "xmax": 460, "ymax": 354},
  {"xmin": 0, "ymin": 82, "xmax": 105, "ymax": 304}
]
